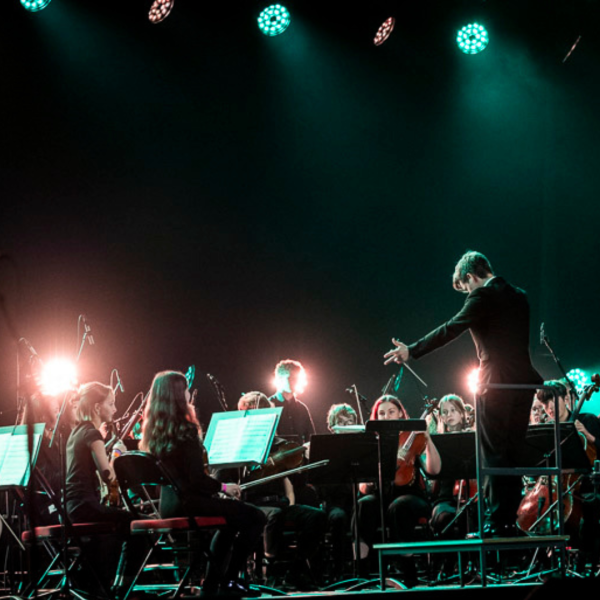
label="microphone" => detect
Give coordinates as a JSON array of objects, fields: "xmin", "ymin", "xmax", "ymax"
[
  {"xmin": 345, "ymin": 387, "xmax": 368, "ymax": 402},
  {"xmin": 113, "ymin": 370, "xmax": 124, "ymax": 394},
  {"xmin": 539, "ymin": 323, "xmax": 545, "ymax": 345},
  {"xmin": 19, "ymin": 337, "xmax": 39, "ymax": 357},
  {"xmin": 81, "ymin": 315, "xmax": 95, "ymax": 346}
]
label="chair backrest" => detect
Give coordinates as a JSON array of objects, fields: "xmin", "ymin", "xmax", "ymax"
[{"xmin": 114, "ymin": 451, "xmax": 180, "ymax": 517}]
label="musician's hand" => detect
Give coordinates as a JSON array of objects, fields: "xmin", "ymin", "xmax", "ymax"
[
  {"xmin": 112, "ymin": 440, "xmax": 128, "ymax": 460},
  {"xmin": 575, "ymin": 420, "xmax": 596, "ymax": 444},
  {"xmin": 224, "ymin": 483, "xmax": 241, "ymax": 499},
  {"xmin": 397, "ymin": 448, "xmax": 408, "ymax": 461},
  {"xmin": 383, "ymin": 338, "xmax": 409, "ymax": 365}
]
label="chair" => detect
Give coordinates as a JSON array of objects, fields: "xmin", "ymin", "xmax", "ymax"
[
  {"xmin": 113, "ymin": 451, "xmax": 227, "ymax": 599},
  {"xmin": 21, "ymin": 521, "xmax": 119, "ymax": 600}
]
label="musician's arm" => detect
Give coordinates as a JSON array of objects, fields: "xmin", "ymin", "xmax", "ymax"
[
  {"xmin": 90, "ymin": 439, "xmax": 116, "ymax": 483},
  {"xmin": 421, "ymin": 432, "xmax": 441, "ymax": 476}
]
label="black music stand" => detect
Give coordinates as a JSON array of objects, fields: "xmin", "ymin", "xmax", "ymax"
[
  {"xmin": 309, "ymin": 433, "xmax": 396, "ymax": 579},
  {"xmin": 429, "ymin": 432, "xmax": 477, "ymax": 535},
  {"xmin": 523, "ymin": 423, "xmax": 590, "ymax": 535},
  {"xmin": 365, "ymin": 420, "xmax": 426, "ymax": 544},
  {"xmin": 525, "ymin": 423, "xmax": 590, "ymax": 472}
]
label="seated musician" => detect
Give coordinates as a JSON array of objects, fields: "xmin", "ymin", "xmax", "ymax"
[
  {"xmin": 65, "ymin": 382, "xmax": 143, "ymax": 597},
  {"xmin": 357, "ymin": 395, "xmax": 441, "ymax": 584},
  {"xmin": 140, "ymin": 371, "xmax": 266, "ymax": 597},
  {"xmin": 317, "ymin": 404, "xmax": 359, "ymax": 578},
  {"xmin": 535, "ymin": 380, "xmax": 600, "ymax": 569},
  {"xmin": 234, "ymin": 391, "xmax": 326, "ymax": 591},
  {"xmin": 429, "ymin": 394, "xmax": 475, "ymax": 538},
  {"xmin": 530, "ymin": 396, "xmax": 548, "ymax": 425}
]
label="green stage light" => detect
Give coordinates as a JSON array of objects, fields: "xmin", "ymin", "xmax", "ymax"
[
  {"xmin": 258, "ymin": 4, "xmax": 291, "ymax": 37},
  {"xmin": 457, "ymin": 23, "xmax": 489, "ymax": 55},
  {"xmin": 567, "ymin": 368, "xmax": 590, "ymax": 394},
  {"xmin": 21, "ymin": 0, "xmax": 52, "ymax": 11}
]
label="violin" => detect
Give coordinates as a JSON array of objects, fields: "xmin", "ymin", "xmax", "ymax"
[
  {"xmin": 243, "ymin": 439, "xmax": 305, "ymax": 483},
  {"xmin": 394, "ymin": 398, "xmax": 439, "ymax": 487}
]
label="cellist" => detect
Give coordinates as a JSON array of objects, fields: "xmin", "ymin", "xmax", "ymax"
[{"xmin": 535, "ymin": 380, "xmax": 600, "ymax": 570}]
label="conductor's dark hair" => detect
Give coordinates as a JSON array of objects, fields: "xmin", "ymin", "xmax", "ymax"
[{"xmin": 452, "ymin": 251, "xmax": 494, "ymax": 292}]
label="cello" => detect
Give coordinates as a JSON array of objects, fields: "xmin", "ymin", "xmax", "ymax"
[{"xmin": 516, "ymin": 374, "xmax": 599, "ymax": 535}]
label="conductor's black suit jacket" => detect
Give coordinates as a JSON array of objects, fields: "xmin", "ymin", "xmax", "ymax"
[{"xmin": 408, "ymin": 276, "xmax": 542, "ymax": 387}]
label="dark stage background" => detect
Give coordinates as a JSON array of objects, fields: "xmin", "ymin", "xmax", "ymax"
[{"xmin": 2, "ymin": 0, "xmax": 600, "ymax": 431}]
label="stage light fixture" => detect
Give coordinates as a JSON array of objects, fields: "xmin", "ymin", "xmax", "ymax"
[
  {"xmin": 149, "ymin": 0, "xmax": 174, "ymax": 24},
  {"xmin": 457, "ymin": 23, "xmax": 489, "ymax": 55},
  {"xmin": 467, "ymin": 368, "xmax": 480, "ymax": 395},
  {"xmin": 20, "ymin": 0, "xmax": 52, "ymax": 12},
  {"xmin": 374, "ymin": 17, "xmax": 395, "ymax": 46},
  {"xmin": 40, "ymin": 359, "xmax": 78, "ymax": 397},
  {"xmin": 258, "ymin": 4, "xmax": 291, "ymax": 37},
  {"xmin": 567, "ymin": 368, "xmax": 590, "ymax": 394}
]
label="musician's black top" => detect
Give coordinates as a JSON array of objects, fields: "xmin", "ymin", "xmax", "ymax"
[
  {"xmin": 65, "ymin": 422, "xmax": 103, "ymax": 515},
  {"xmin": 269, "ymin": 394, "xmax": 315, "ymax": 444},
  {"xmin": 158, "ymin": 436, "xmax": 222, "ymax": 517}
]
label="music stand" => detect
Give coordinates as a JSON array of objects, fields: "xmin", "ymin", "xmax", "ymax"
[
  {"xmin": 203, "ymin": 407, "xmax": 282, "ymax": 469},
  {"xmin": 365, "ymin": 420, "xmax": 426, "ymax": 545},
  {"xmin": 0, "ymin": 424, "xmax": 44, "ymax": 550},
  {"xmin": 525, "ymin": 423, "xmax": 590, "ymax": 472},
  {"xmin": 429, "ymin": 432, "xmax": 477, "ymax": 535},
  {"xmin": 309, "ymin": 432, "xmax": 396, "ymax": 578}
]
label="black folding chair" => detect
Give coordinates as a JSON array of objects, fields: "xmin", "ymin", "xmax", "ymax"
[{"xmin": 114, "ymin": 451, "xmax": 227, "ymax": 599}]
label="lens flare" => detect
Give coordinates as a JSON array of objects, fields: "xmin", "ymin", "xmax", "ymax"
[
  {"xmin": 40, "ymin": 359, "xmax": 78, "ymax": 396},
  {"xmin": 467, "ymin": 368, "xmax": 480, "ymax": 395}
]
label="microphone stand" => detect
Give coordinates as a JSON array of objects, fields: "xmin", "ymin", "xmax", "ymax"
[{"xmin": 540, "ymin": 324, "xmax": 578, "ymax": 410}]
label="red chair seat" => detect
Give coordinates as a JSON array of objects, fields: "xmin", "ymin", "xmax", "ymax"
[{"xmin": 22, "ymin": 522, "xmax": 118, "ymax": 543}]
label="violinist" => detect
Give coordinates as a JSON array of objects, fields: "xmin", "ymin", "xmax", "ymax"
[
  {"xmin": 430, "ymin": 395, "xmax": 475, "ymax": 538},
  {"xmin": 357, "ymin": 395, "xmax": 441, "ymax": 585},
  {"xmin": 140, "ymin": 371, "xmax": 266, "ymax": 597},
  {"xmin": 65, "ymin": 382, "xmax": 143, "ymax": 597},
  {"xmin": 535, "ymin": 380, "xmax": 600, "ymax": 569},
  {"xmin": 234, "ymin": 391, "xmax": 326, "ymax": 591}
]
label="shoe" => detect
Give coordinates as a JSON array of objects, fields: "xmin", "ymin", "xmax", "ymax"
[{"xmin": 222, "ymin": 579, "xmax": 262, "ymax": 598}]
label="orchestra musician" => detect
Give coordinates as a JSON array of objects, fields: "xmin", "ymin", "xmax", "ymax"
[
  {"xmin": 534, "ymin": 380, "xmax": 600, "ymax": 569},
  {"xmin": 140, "ymin": 371, "xmax": 266, "ymax": 598},
  {"xmin": 65, "ymin": 382, "xmax": 143, "ymax": 597},
  {"xmin": 530, "ymin": 396, "xmax": 548, "ymax": 425},
  {"xmin": 269, "ymin": 359, "xmax": 315, "ymax": 444},
  {"xmin": 430, "ymin": 394, "xmax": 475, "ymax": 538},
  {"xmin": 357, "ymin": 395, "xmax": 441, "ymax": 585},
  {"xmin": 320, "ymin": 404, "xmax": 359, "ymax": 578},
  {"xmin": 234, "ymin": 391, "xmax": 326, "ymax": 591},
  {"xmin": 384, "ymin": 250, "xmax": 542, "ymax": 538}
]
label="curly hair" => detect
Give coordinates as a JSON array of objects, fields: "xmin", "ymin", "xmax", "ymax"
[
  {"xmin": 140, "ymin": 370, "xmax": 200, "ymax": 457},
  {"xmin": 326, "ymin": 403, "xmax": 357, "ymax": 431}
]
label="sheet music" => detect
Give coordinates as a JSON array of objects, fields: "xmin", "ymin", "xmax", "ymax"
[
  {"xmin": 0, "ymin": 424, "xmax": 44, "ymax": 488},
  {"xmin": 205, "ymin": 409, "xmax": 281, "ymax": 468}
]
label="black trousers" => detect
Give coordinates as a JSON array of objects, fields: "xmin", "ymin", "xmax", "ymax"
[
  {"xmin": 478, "ymin": 388, "xmax": 533, "ymax": 527},
  {"xmin": 178, "ymin": 496, "xmax": 267, "ymax": 585}
]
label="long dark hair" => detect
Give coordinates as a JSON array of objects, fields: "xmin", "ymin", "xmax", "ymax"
[{"xmin": 140, "ymin": 370, "xmax": 200, "ymax": 456}]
